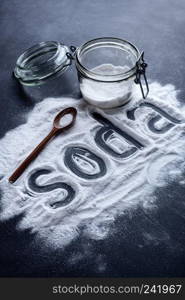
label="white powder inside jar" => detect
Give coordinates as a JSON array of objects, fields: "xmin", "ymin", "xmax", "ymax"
[{"xmin": 80, "ymin": 64, "xmax": 132, "ymax": 108}]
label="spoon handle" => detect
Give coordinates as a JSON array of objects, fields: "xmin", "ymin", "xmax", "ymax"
[{"xmin": 9, "ymin": 127, "xmax": 58, "ymax": 183}]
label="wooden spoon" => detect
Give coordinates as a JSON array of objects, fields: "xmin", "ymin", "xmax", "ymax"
[{"xmin": 9, "ymin": 107, "xmax": 77, "ymax": 183}]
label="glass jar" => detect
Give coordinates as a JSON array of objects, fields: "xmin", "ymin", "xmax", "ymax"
[
  {"xmin": 14, "ymin": 37, "xmax": 149, "ymax": 108},
  {"xmin": 76, "ymin": 37, "xmax": 148, "ymax": 108}
]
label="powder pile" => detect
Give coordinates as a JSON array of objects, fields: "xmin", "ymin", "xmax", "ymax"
[
  {"xmin": 0, "ymin": 81, "xmax": 185, "ymax": 249},
  {"xmin": 80, "ymin": 64, "xmax": 132, "ymax": 108}
]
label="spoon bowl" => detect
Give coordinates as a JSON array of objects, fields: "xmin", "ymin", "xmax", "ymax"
[{"xmin": 53, "ymin": 107, "xmax": 77, "ymax": 131}]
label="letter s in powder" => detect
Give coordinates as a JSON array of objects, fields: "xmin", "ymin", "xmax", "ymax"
[{"xmin": 28, "ymin": 169, "xmax": 76, "ymax": 208}]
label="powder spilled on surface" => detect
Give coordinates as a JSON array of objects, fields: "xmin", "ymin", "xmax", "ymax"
[{"xmin": 0, "ymin": 81, "xmax": 185, "ymax": 249}]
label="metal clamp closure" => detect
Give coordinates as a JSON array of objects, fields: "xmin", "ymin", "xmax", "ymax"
[
  {"xmin": 134, "ymin": 51, "xmax": 149, "ymax": 99},
  {"xmin": 65, "ymin": 45, "xmax": 76, "ymax": 66}
]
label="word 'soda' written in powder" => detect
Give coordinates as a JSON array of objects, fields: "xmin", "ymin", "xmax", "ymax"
[{"xmin": 0, "ymin": 82, "xmax": 185, "ymax": 249}]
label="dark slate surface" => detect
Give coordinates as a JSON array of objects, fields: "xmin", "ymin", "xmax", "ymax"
[{"xmin": 0, "ymin": 0, "xmax": 185, "ymax": 277}]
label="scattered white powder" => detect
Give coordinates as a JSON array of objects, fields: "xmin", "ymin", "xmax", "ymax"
[
  {"xmin": 0, "ymin": 81, "xmax": 185, "ymax": 250},
  {"xmin": 80, "ymin": 64, "xmax": 132, "ymax": 108},
  {"xmin": 147, "ymin": 154, "xmax": 185, "ymax": 187}
]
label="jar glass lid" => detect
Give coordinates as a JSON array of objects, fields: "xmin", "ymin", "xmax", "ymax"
[{"xmin": 14, "ymin": 41, "xmax": 71, "ymax": 85}]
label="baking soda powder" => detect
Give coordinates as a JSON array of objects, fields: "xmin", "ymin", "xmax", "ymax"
[
  {"xmin": 0, "ymin": 81, "xmax": 185, "ymax": 249},
  {"xmin": 80, "ymin": 64, "xmax": 133, "ymax": 108}
]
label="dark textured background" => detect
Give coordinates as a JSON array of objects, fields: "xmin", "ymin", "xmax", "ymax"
[{"xmin": 0, "ymin": 0, "xmax": 185, "ymax": 277}]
